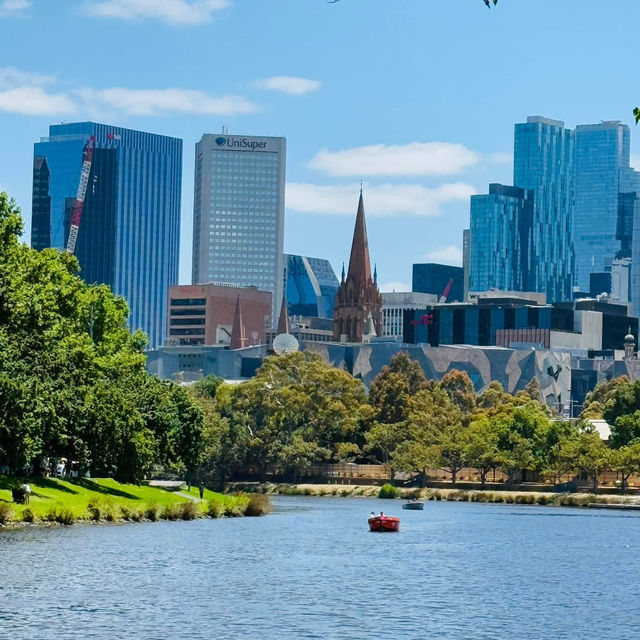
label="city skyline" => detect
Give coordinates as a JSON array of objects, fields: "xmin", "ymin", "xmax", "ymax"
[{"xmin": 2, "ymin": 1, "xmax": 640, "ymax": 292}]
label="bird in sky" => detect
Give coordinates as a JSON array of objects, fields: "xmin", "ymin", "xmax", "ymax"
[{"xmin": 483, "ymin": 0, "xmax": 499, "ymax": 7}]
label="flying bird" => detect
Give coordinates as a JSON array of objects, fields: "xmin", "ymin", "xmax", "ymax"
[{"xmin": 483, "ymin": 0, "xmax": 499, "ymax": 7}]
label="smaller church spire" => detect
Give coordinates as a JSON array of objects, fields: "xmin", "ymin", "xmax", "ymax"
[
  {"xmin": 374, "ymin": 263, "xmax": 377, "ymax": 284},
  {"xmin": 229, "ymin": 294, "xmax": 246, "ymax": 350},
  {"xmin": 277, "ymin": 291, "xmax": 289, "ymax": 335},
  {"xmin": 341, "ymin": 262, "xmax": 345, "ymax": 283}
]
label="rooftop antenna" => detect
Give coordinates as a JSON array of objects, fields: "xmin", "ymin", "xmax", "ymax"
[{"xmin": 221, "ymin": 125, "xmax": 229, "ymax": 134}]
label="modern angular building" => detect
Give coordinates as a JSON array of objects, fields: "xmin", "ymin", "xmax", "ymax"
[
  {"xmin": 574, "ymin": 122, "xmax": 639, "ymax": 292},
  {"xmin": 31, "ymin": 122, "xmax": 182, "ymax": 349},
  {"xmin": 285, "ymin": 254, "xmax": 340, "ymax": 318},
  {"xmin": 412, "ymin": 263, "xmax": 463, "ymax": 302},
  {"xmin": 191, "ymin": 133, "xmax": 286, "ymax": 327},
  {"xmin": 513, "ymin": 116, "xmax": 575, "ymax": 302},
  {"xmin": 469, "ymin": 184, "xmax": 533, "ymax": 293}
]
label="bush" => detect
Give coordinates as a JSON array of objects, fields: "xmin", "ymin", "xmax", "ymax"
[
  {"xmin": 535, "ymin": 494, "xmax": 552, "ymax": 505},
  {"xmin": 378, "ymin": 483, "xmax": 399, "ymax": 499},
  {"xmin": 224, "ymin": 501, "xmax": 244, "ymax": 517},
  {"xmin": 22, "ymin": 508, "xmax": 36, "ymax": 523},
  {"xmin": 161, "ymin": 504, "xmax": 183, "ymax": 521},
  {"xmin": 145, "ymin": 502, "xmax": 161, "ymax": 521},
  {"xmin": 180, "ymin": 501, "xmax": 199, "ymax": 521},
  {"xmin": 0, "ymin": 502, "xmax": 14, "ymax": 524},
  {"xmin": 46, "ymin": 507, "xmax": 75, "ymax": 525},
  {"xmin": 244, "ymin": 494, "xmax": 272, "ymax": 517},
  {"xmin": 207, "ymin": 501, "xmax": 224, "ymax": 518},
  {"xmin": 515, "ymin": 494, "xmax": 535, "ymax": 505}
]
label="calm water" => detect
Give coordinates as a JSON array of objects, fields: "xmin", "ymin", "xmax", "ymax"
[{"xmin": 1, "ymin": 497, "xmax": 640, "ymax": 639}]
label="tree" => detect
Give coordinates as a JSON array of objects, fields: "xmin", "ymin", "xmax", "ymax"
[
  {"xmin": 439, "ymin": 369, "xmax": 477, "ymax": 416},
  {"xmin": 555, "ymin": 431, "xmax": 611, "ymax": 491},
  {"xmin": 463, "ymin": 414, "xmax": 501, "ymax": 488},
  {"xmin": 610, "ymin": 411, "xmax": 640, "ymax": 449},
  {"xmin": 610, "ymin": 443, "xmax": 640, "ymax": 493}
]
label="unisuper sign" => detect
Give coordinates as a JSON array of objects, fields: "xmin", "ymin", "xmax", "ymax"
[{"xmin": 215, "ymin": 136, "xmax": 268, "ymax": 151}]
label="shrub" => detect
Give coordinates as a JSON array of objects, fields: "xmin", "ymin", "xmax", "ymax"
[
  {"xmin": 244, "ymin": 494, "xmax": 272, "ymax": 517},
  {"xmin": 535, "ymin": 494, "xmax": 552, "ymax": 505},
  {"xmin": 145, "ymin": 502, "xmax": 161, "ymax": 521},
  {"xmin": 46, "ymin": 507, "xmax": 75, "ymax": 525},
  {"xmin": 161, "ymin": 504, "xmax": 183, "ymax": 521},
  {"xmin": 515, "ymin": 494, "xmax": 535, "ymax": 505},
  {"xmin": 224, "ymin": 502, "xmax": 244, "ymax": 517},
  {"xmin": 207, "ymin": 501, "xmax": 224, "ymax": 518},
  {"xmin": 0, "ymin": 502, "xmax": 14, "ymax": 524},
  {"xmin": 180, "ymin": 501, "xmax": 199, "ymax": 521},
  {"xmin": 378, "ymin": 483, "xmax": 399, "ymax": 499},
  {"xmin": 22, "ymin": 508, "xmax": 36, "ymax": 523}
]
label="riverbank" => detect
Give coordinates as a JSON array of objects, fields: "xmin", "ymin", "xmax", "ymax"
[
  {"xmin": 0, "ymin": 477, "xmax": 270, "ymax": 527},
  {"xmin": 230, "ymin": 482, "xmax": 640, "ymax": 509}
]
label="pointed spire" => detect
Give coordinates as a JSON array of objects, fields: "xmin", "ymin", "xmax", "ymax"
[
  {"xmin": 341, "ymin": 262, "xmax": 345, "ymax": 283},
  {"xmin": 346, "ymin": 190, "xmax": 373, "ymax": 290},
  {"xmin": 229, "ymin": 294, "xmax": 246, "ymax": 350},
  {"xmin": 374, "ymin": 263, "xmax": 378, "ymax": 284},
  {"xmin": 277, "ymin": 291, "xmax": 289, "ymax": 335}
]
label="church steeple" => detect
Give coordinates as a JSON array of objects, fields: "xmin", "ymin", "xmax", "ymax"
[
  {"xmin": 229, "ymin": 295, "xmax": 246, "ymax": 350},
  {"xmin": 346, "ymin": 189, "xmax": 373, "ymax": 292},
  {"xmin": 277, "ymin": 291, "xmax": 289, "ymax": 335},
  {"xmin": 332, "ymin": 190, "xmax": 383, "ymax": 343}
]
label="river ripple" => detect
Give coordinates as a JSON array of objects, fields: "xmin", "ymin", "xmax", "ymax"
[{"xmin": 1, "ymin": 496, "xmax": 639, "ymax": 639}]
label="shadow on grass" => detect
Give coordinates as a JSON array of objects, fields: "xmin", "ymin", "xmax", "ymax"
[
  {"xmin": 0, "ymin": 476, "xmax": 79, "ymax": 495},
  {"xmin": 70, "ymin": 478, "xmax": 139, "ymax": 500}
]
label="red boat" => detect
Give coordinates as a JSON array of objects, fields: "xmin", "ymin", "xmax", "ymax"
[{"xmin": 368, "ymin": 513, "xmax": 400, "ymax": 532}]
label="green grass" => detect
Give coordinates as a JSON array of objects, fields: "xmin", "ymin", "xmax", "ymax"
[{"xmin": 0, "ymin": 477, "xmax": 249, "ymax": 525}]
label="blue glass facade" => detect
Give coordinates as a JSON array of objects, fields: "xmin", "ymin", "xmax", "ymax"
[
  {"xmin": 412, "ymin": 263, "xmax": 463, "ymax": 301},
  {"xmin": 469, "ymin": 184, "xmax": 533, "ymax": 293},
  {"xmin": 574, "ymin": 122, "xmax": 639, "ymax": 291},
  {"xmin": 32, "ymin": 122, "xmax": 182, "ymax": 349},
  {"xmin": 285, "ymin": 254, "xmax": 339, "ymax": 318},
  {"xmin": 513, "ymin": 116, "xmax": 575, "ymax": 302}
]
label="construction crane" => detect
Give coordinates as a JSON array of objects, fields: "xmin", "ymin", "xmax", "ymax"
[
  {"xmin": 439, "ymin": 278, "xmax": 454, "ymax": 303},
  {"xmin": 65, "ymin": 136, "xmax": 96, "ymax": 255}
]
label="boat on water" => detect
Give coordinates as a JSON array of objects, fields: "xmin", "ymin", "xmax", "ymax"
[
  {"xmin": 402, "ymin": 501, "xmax": 424, "ymax": 510},
  {"xmin": 368, "ymin": 513, "xmax": 400, "ymax": 532}
]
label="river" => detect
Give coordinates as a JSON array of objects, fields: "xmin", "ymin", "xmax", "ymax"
[{"xmin": 1, "ymin": 496, "xmax": 639, "ymax": 639}]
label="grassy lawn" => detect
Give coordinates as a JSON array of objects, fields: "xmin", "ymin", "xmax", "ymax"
[{"xmin": 0, "ymin": 477, "xmax": 249, "ymax": 524}]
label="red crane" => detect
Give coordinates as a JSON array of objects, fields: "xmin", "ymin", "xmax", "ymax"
[
  {"xmin": 65, "ymin": 136, "xmax": 96, "ymax": 255},
  {"xmin": 439, "ymin": 278, "xmax": 454, "ymax": 303}
]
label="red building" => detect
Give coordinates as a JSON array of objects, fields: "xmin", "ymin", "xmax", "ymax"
[{"xmin": 167, "ymin": 284, "xmax": 272, "ymax": 347}]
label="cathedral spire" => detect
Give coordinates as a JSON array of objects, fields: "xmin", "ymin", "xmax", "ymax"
[
  {"xmin": 229, "ymin": 294, "xmax": 246, "ymax": 350},
  {"xmin": 277, "ymin": 291, "xmax": 289, "ymax": 335},
  {"xmin": 346, "ymin": 190, "xmax": 373, "ymax": 291}
]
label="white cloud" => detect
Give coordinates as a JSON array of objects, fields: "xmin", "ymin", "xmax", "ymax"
[
  {"xmin": 309, "ymin": 142, "xmax": 480, "ymax": 177},
  {"xmin": 253, "ymin": 76, "xmax": 321, "ymax": 95},
  {"xmin": 0, "ymin": 87, "xmax": 76, "ymax": 116},
  {"xmin": 84, "ymin": 0, "xmax": 230, "ymax": 25},
  {"xmin": 425, "ymin": 245, "xmax": 463, "ymax": 266},
  {"xmin": 379, "ymin": 281, "xmax": 411, "ymax": 293},
  {"xmin": 490, "ymin": 151, "xmax": 513, "ymax": 164},
  {"xmin": 631, "ymin": 154, "xmax": 640, "ymax": 170},
  {"xmin": 0, "ymin": 67, "xmax": 55, "ymax": 89},
  {"xmin": 0, "ymin": 0, "xmax": 30, "ymax": 17},
  {"xmin": 77, "ymin": 87, "xmax": 256, "ymax": 116},
  {"xmin": 286, "ymin": 182, "xmax": 477, "ymax": 217}
]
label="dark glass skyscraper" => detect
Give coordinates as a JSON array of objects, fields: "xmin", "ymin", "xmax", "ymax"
[
  {"xmin": 32, "ymin": 122, "xmax": 182, "ymax": 349},
  {"xmin": 412, "ymin": 263, "xmax": 463, "ymax": 302},
  {"xmin": 574, "ymin": 121, "xmax": 639, "ymax": 291},
  {"xmin": 285, "ymin": 254, "xmax": 339, "ymax": 318},
  {"xmin": 469, "ymin": 184, "xmax": 533, "ymax": 293},
  {"xmin": 513, "ymin": 116, "xmax": 575, "ymax": 302}
]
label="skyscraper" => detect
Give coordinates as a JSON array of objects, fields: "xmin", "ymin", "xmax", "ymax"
[
  {"xmin": 574, "ymin": 121, "xmax": 639, "ymax": 291},
  {"xmin": 513, "ymin": 116, "xmax": 575, "ymax": 302},
  {"xmin": 32, "ymin": 122, "xmax": 182, "ymax": 349},
  {"xmin": 285, "ymin": 254, "xmax": 340, "ymax": 318},
  {"xmin": 468, "ymin": 184, "xmax": 533, "ymax": 293},
  {"xmin": 192, "ymin": 133, "xmax": 286, "ymax": 327},
  {"xmin": 412, "ymin": 263, "xmax": 464, "ymax": 301}
]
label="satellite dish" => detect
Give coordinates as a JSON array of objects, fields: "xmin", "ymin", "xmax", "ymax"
[{"xmin": 273, "ymin": 333, "xmax": 299, "ymax": 356}]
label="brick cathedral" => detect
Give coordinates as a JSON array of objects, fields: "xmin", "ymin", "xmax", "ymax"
[{"xmin": 333, "ymin": 190, "xmax": 383, "ymax": 342}]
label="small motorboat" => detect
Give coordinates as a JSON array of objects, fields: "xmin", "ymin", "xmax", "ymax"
[
  {"xmin": 368, "ymin": 513, "xmax": 400, "ymax": 532},
  {"xmin": 402, "ymin": 501, "xmax": 424, "ymax": 510}
]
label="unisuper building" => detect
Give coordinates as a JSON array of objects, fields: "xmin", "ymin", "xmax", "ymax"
[{"xmin": 192, "ymin": 133, "xmax": 286, "ymax": 327}]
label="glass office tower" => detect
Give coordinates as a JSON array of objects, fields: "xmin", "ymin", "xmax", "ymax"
[
  {"xmin": 285, "ymin": 254, "xmax": 339, "ymax": 318},
  {"xmin": 32, "ymin": 122, "xmax": 182, "ymax": 349},
  {"xmin": 469, "ymin": 184, "xmax": 533, "ymax": 293},
  {"xmin": 514, "ymin": 116, "xmax": 575, "ymax": 302},
  {"xmin": 574, "ymin": 121, "xmax": 639, "ymax": 292},
  {"xmin": 192, "ymin": 134, "xmax": 286, "ymax": 326}
]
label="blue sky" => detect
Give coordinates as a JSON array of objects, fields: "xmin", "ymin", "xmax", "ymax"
[{"xmin": 1, "ymin": 0, "xmax": 639, "ymax": 291}]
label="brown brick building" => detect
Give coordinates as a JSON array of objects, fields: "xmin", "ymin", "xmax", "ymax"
[{"xmin": 167, "ymin": 284, "xmax": 272, "ymax": 346}]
